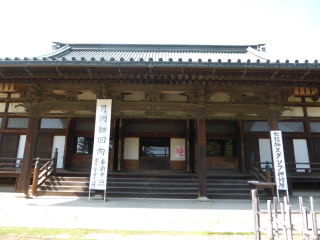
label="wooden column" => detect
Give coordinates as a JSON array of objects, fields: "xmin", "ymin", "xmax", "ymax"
[
  {"xmin": 185, "ymin": 119, "xmax": 190, "ymax": 173},
  {"xmin": 303, "ymin": 105, "xmax": 315, "ymax": 163},
  {"xmin": 16, "ymin": 114, "xmax": 40, "ymax": 197},
  {"xmin": 239, "ymin": 120, "xmax": 246, "ymax": 173},
  {"xmin": 197, "ymin": 105, "xmax": 208, "ymax": 201},
  {"xmin": 268, "ymin": 105, "xmax": 279, "ymax": 131},
  {"xmin": 0, "ymin": 94, "xmax": 10, "ymax": 155},
  {"xmin": 268, "ymin": 105, "xmax": 279, "ymax": 197},
  {"xmin": 194, "ymin": 120, "xmax": 198, "ymax": 172},
  {"xmin": 109, "ymin": 119, "xmax": 116, "ymax": 170},
  {"xmin": 63, "ymin": 118, "xmax": 75, "ymax": 169},
  {"xmin": 117, "ymin": 118, "xmax": 124, "ymax": 172}
]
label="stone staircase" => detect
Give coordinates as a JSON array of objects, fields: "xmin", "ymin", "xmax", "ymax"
[{"xmin": 31, "ymin": 173, "xmax": 265, "ymax": 199}]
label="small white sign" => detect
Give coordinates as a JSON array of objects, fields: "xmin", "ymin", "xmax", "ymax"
[
  {"xmin": 89, "ymin": 99, "xmax": 112, "ymax": 191},
  {"xmin": 270, "ymin": 130, "xmax": 289, "ymax": 201}
]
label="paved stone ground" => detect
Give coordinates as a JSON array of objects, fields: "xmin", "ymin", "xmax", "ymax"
[{"xmin": 0, "ymin": 184, "xmax": 319, "ymax": 234}]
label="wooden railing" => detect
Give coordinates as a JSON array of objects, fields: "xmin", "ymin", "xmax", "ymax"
[
  {"xmin": 32, "ymin": 148, "xmax": 58, "ymax": 194},
  {"xmin": 251, "ymin": 160, "xmax": 269, "ymax": 182},
  {"xmin": 0, "ymin": 149, "xmax": 58, "ymax": 193},
  {"xmin": 251, "ymin": 189, "xmax": 319, "ymax": 240},
  {"xmin": 285, "ymin": 162, "xmax": 320, "ymax": 175}
]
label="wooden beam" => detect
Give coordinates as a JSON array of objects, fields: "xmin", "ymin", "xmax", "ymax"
[{"xmin": 16, "ymin": 115, "xmax": 39, "ymax": 196}]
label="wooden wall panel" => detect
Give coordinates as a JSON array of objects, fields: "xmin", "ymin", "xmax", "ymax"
[
  {"xmin": 170, "ymin": 160, "xmax": 185, "ymax": 171},
  {"xmin": 71, "ymin": 155, "xmax": 92, "ymax": 167},
  {"xmin": 206, "ymin": 157, "xmax": 238, "ymax": 170},
  {"xmin": 0, "ymin": 134, "xmax": 19, "ymax": 158},
  {"xmin": 34, "ymin": 134, "xmax": 53, "ymax": 159},
  {"xmin": 283, "ymin": 138, "xmax": 295, "ymax": 163},
  {"xmin": 313, "ymin": 138, "xmax": 320, "ymax": 163},
  {"xmin": 123, "ymin": 159, "xmax": 139, "ymax": 170}
]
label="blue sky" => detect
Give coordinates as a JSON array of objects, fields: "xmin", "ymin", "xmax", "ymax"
[{"xmin": 0, "ymin": 0, "xmax": 319, "ymax": 61}]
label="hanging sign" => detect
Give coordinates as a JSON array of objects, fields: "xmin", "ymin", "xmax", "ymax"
[
  {"xmin": 89, "ymin": 99, "xmax": 112, "ymax": 200},
  {"xmin": 270, "ymin": 130, "xmax": 289, "ymax": 202}
]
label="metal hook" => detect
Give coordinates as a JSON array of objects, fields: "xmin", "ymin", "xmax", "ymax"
[
  {"xmin": 0, "ymin": 70, "xmax": 4, "ymax": 76},
  {"xmin": 87, "ymin": 65, "xmax": 92, "ymax": 77},
  {"xmin": 271, "ymin": 69, "xmax": 278, "ymax": 79},
  {"xmin": 211, "ymin": 67, "xmax": 215, "ymax": 78},
  {"xmin": 25, "ymin": 65, "xmax": 33, "ymax": 76},
  {"xmin": 55, "ymin": 62, "xmax": 63, "ymax": 76},
  {"xmin": 119, "ymin": 66, "xmax": 122, "ymax": 77},
  {"xmin": 241, "ymin": 69, "xmax": 247, "ymax": 79},
  {"xmin": 301, "ymin": 69, "xmax": 310, "ymax": 79}
]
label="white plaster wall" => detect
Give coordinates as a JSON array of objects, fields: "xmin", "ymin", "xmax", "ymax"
[
  {"xmin": 170, "ymin": 138, "xmax": 185, "ymax": 161},
  {"xmin": 124, "ymin": 137, "xmax": 139, "ymax": 160},
  {"xmin": 0, "ymin": 103, "xmax": 6, "ymax": 112},
  {"xmin": 8, "ymin": 103, "xmax": 26, "ymax": 113},
  {"xmin": 307, "ymin": 107, "xmax": 320, "ymax": 117},
  {"xmin": 281, "ymin": 107, "xmax": 304, "ymax": 117},
  {"xmin": 51, "ymin": 136, "xmax": 66, "ymax": 168},
  {"xmin": 258, "ymin": 139, "xmax": 272, "ymax": 171},
  {"xmin": 16, "ymin": 135, "xmax": 26, "ymax": 167}
]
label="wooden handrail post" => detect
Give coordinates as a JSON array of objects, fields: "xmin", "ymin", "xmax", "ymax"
[
  {"xmin": 31, "ymin": 159, "xmax": 40, "ymax": 196},
  {"xmin": 53, "ymin": 148, "xmax": 58, "ymax": 172}
]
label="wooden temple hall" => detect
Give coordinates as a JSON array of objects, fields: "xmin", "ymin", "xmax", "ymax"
[{"xmin": 0, "ymin": 42, "xmax": 320, "ymax": 199}]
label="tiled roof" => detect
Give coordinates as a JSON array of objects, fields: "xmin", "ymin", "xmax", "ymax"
[{"xmin": 0, "ymin": 42, "xmax": 318, "ymax": 69}]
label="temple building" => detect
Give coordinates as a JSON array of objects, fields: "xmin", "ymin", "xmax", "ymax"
[{"xmin": 0, "ymin": 42, "xmax": 319, "ymax": 199}]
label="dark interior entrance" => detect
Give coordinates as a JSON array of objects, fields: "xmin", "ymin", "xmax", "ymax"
[{"xmin": 140, "ymin": 137, "xmax": 170, "ymax": 170}]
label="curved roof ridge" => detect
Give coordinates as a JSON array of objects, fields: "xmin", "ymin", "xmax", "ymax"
[
  {"xmin": 36, "ymin": 45, "xmax": 71, "ymax": 58},
  {"xmin": 246, "ymin": 47, "xmax": 267, "ymax": 61}
]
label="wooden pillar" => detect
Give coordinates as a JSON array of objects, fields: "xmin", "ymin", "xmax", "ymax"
[
  {"xmin": 239, "ymin": 120, "xmax": 246, "ymax": 173},
  {"xmin": 109, "ymin": 119, "xmax": 116, "ymax": 170},
  {"xmin": 0, "ymin": 94, "xmax": 10, "ymax": 155},
  {"xmin": 194, "ymin": 120, "xmax": 198, "ymax": 172},
  {"xmin": 303, "ymin": 105, "xmax": 315, "ymax": 163},
  {"xmin": 16, "ymin": 115, "xmax": 40, "ymax": 197},
  {"xmin": 268, "ymin": 105, "xmax": 280, "ymax": 197},
  {"xmin": 197, "ymin": 106, "xmax": 208, "ymax": 201},
  {"xmin": 117, "ymin": 118, "xmax": 124, "ymax": 172},
  {"xmin": 268, "ymin": 105, "xmax": 279, "ymax": 131},
  {"xmin": 63, "ymin": 118, "xmax": 75, "ymax": 169},
  {"xmin": 185, "ymin": 119, "xmax": 190, "ymax": 173}
]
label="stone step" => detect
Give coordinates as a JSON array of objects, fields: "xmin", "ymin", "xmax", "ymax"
[
  {"xmin": 42, "ymin": 181, "xmax": 252, "ymax": 189},
  {"xmin": 35, "ymin": 190, "xmax": 93, "ymax": 197},
  {"xmin": 49, "ymin": 176, "xmax": 253, "ymax": 184}
]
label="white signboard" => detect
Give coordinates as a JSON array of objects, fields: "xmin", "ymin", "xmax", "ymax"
[
  {"xmin": 89, "ymin": 99, "xmax": 112, "ymax": 200},
  {"xmin": 270, "ymin": 130, "xmax": 289, "ymax": 202}
]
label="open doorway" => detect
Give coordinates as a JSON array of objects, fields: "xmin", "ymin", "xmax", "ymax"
[{"xmin": 140, "ymin": 137, "xmax": 170, "ymax": 170}]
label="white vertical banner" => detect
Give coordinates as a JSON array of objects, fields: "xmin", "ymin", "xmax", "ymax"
[
  {"xmin": 270, "ymin": 130, "xmax": 289, "ymax": 202},
  {"xmin": 89, "ymin": 99, "xmax": 112, "ymax": 192}
]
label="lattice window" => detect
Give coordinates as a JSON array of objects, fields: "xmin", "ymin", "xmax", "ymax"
[
  {"xmin": 126, "ymin": 123, "xmax": 184, "ymax": 132},
  {"xmin": 0, "ymin": 117, "xmax": 2, "ymax": 127},
  {"xmin": 278, "ymin": 122, "xmax": 305, "ymax": 132},
  {"xmin": 243, "ymin": 121, "xmax": 269, "ymax": 132},
  {"xmin": 40, "ymin": 118, "xmax": 67, "ymax": 129},
  {"xmin": 206, "ymin": 125, "xmax": 236, "ymax": 133},
  {"xmin": 76, "ymin": 122, "xmax": 95, "ymax": 131},
  {"xmin": 7, "ymin": 118, "xmax": 29, "ymax": 128},
  {"xmin": 310, "ymin": 122, "xmax": 320, "ymax": 133}
]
